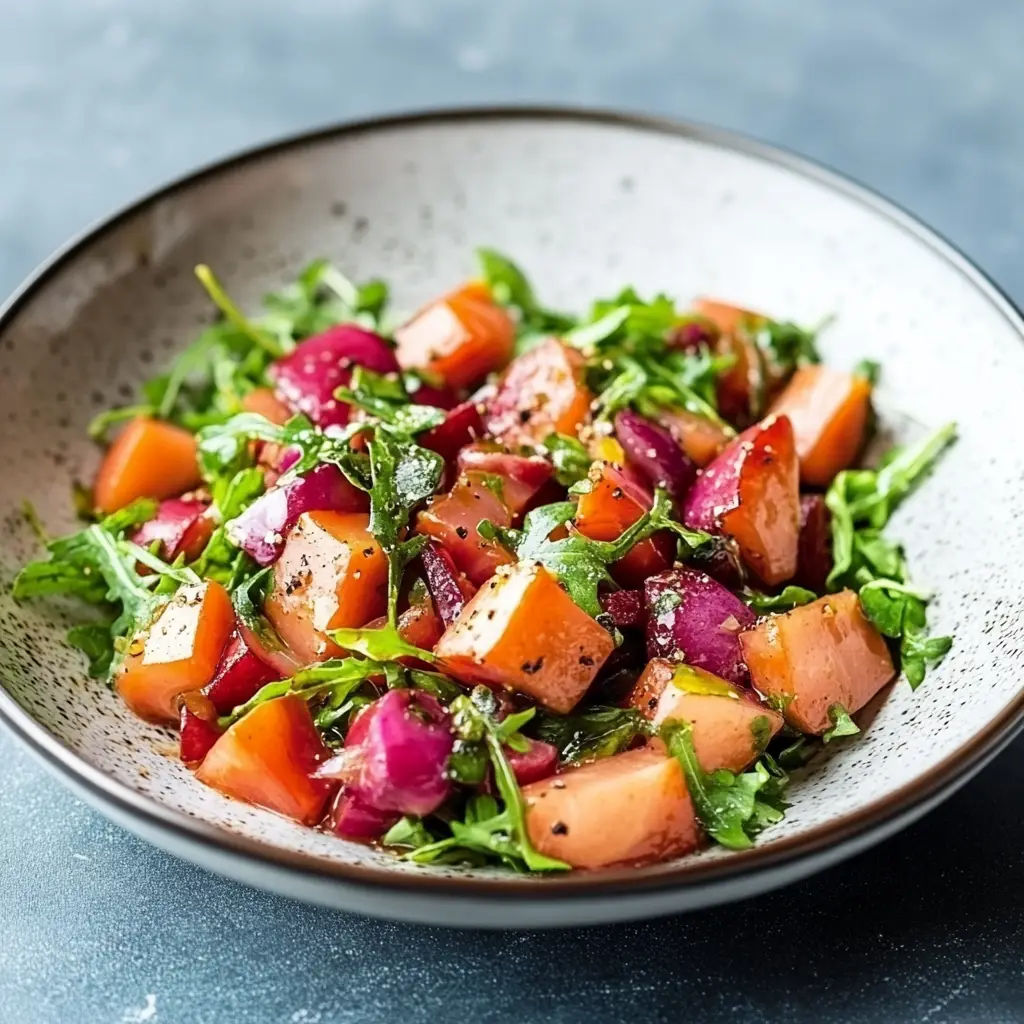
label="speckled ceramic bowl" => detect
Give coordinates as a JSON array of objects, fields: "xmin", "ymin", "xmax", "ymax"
[{"xmin": 1, "ymin": 108, "xmax": 1022, "ymax": 928}]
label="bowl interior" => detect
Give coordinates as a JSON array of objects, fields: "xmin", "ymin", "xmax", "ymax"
[{"xmin": 1, "ymin": 111, "xmax": 1023, "ymax": 887}]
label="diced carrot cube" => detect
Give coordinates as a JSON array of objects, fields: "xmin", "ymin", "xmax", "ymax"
[
  {"xmin": 415, "ymin": 472, "xmax": 515, "ymax": 585},
  {"xmin": 394, "ymin": 282, "xmax": 515, "ymax": 390},
  {"xmin": 574, "ymin": 462, "xmax": 672, "ymax": 588},
  {"xmin": 264, "ymin": 511, "xmax": 388, "ymax": 664},
  {"xmin": 93, "ymin": 417, "xmax": 201, "ymax": 514},
  {"xmin": 523, "ymin": 746, "xmax": 699, "ymax": 868},
  {"xmin": 485, "ymin": 339, "xmax": 592, "ymax": 445},
  {"xmin": 117, "ymin": 580, "xmax": 234, "ymax": 724},
  {"xmin": 740, "ymin": 590, "xmax": 896, "ymax": 734},
  {"xmin": 434, "ymin": 562, "xmax": 615, "ymax": 713},
  {"xmin": 241, "ymin": 386, "xmax": 294, "ymax": 426},
  {"xmin": 770, "ymin": 365, "xmax": 872, "ymax": 486},
  {"xmin": 629, "ymin": 659, "xmax": 783, "ymax": 773},
  {"xmin": 196, "ymin": 694, "xmax": 336, "ymax": 824}
]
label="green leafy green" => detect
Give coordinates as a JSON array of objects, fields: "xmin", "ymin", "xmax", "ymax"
[
  {"xmin": 661, "ymin": 720, "xmax": 789, "ymax": 849},
  {"xmin": 822, "ymin": 703, "xmax": 861, "ymax": 743},
  {"xmin": 334, "ymin": 366, "xmax": 445, "ymax": 435},
  {"xmin": 475, "ymin": 249, "xmax": 575, "ymax": 350},
  {"xmin": 12, "ymin": 501, "xmax": 194, "ymax": 679},
  {"xmin": 826, "ymin": 422, "xmax": 956, "ymax": 688},
  {"xmin": 543, "ymin": 433, "xmax": 592, "ymax": 486},
  {"xmin": 529, "ymin": 706, "xmax": 653, "ymax": 764},
  {"xmin": 482, "ymin": 488, "xmax": 709, "ymax": 618},
  {"xmin": 742, "ymin": 586, "xmax": 817, "ymax": 613},
  {"xmin": 854, "ymin": 358, "xmax": 881, "ymax": 385}
]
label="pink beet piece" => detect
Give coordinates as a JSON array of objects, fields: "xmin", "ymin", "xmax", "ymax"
[
  {"xmin": 795, "ymin": 494, "xmax": 832, "ymax": 593},
  {"xmin": 614, "ymin": 409, "xmax": 697, "ymax": 503},
  {"xmin": 456, "ymin": 443, "xmax": 553, "ymax": 514},
  {"xmin": 350, "ymin": 690, "xmax": 454, "ymax": 817},
  {"xmin": 506, "ymin": 737, "xmax": 559, "ymax": 785},
  {"xmin": 419, "ymin": 540, "xmax": 475, "ymax": 626},
  {"xmin": 644, "ymin": 566, "xmax": 755, "ymax": 685},
  {"xmin": 269, "ymin": 324, "xmax": 399, "ymax": 427},
  {"xmin": 228, "ymin": 463, "xmax": 368, "ymax": 566},
  {"xmin": 408, "ymin": 379, "xmax": 459, "ymax": 410},
  {"xmin": 420, "ymin": 399, "xmax": 485, "ymax": 464},
  {"xmin": 179, "ymin": 705, "xmax": 223, "ymax": 768},
  {"xmin": 131, "ymin": 498, "xmax": 211, "ymax": 563},
  {"xmin": 329, "ymin": 789, "xmax": 398, "ymax": 840},
  {"xmin": 203, "ymin": 628, "xmax": 277, "ymax": 715}
]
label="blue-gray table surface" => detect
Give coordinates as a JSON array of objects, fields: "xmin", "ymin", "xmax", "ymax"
[{"xmin": 2, "ymin": 1, "xmax": 1023, "ymax": 1021}]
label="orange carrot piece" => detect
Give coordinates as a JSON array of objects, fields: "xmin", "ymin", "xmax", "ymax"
[
  {"xmin": 264, "ymin": 511, "xmax": 389, "ymax": 664},
  {"xmin": 394, "ymin": 282, "xmax": 515, "ymax": 390},
  {"xmin": 739, "ymin": 590, "xmax": 896, "ymax": 734},
  {"xmin": 629, "ymin": 659, "xmax": 783, "ymax": 773},
  {"xmin": 241, "ymin": 386, "xmax": 294, "ymax": 426},
  {"xmin": 523, "ymin": 746, "xmax": 699, "ymax": 868},
  {"xmin": 117, "ymin": 580, "xmax": 234, "ymax": 724},
  {"xmin": 196, "ymin": 694, "xmax": 336, "ymax": 825},
  {"xmin": 434, "ymin": 562, "xmax": 615, "ymax": 713},
  {"xmin": 574, "ymin": 462, "xmax": 672, "ymax": 588},
  {"xmin": 770, "ymin": 365, "xmax": 872, "ymax": 487},
  {"xmin": 93, "ymin": 417, "xmax": 201, "ymax": 514}
]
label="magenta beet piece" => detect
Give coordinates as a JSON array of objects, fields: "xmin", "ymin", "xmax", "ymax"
[
  {"xmin": 179, "ymin": 705, "xmax": 223, "ymax": 768},
  {"xmin": 203, "ymin": 628, "xmax": 277, "ymax": 715},
  {"xmin": 269, "ymin": 324, "xmax": 399, "ymax": 427},
  {"xmin": 680, "ymin": 437, "xmax": 749, "ymax": 533},
  {"xmin": 420, "ymin": 541, "xmax": 474, "ymax": 626},
  {"xmin": 795, "ymin": 494, "xmax": 832, "ymax": 593},
  {"xmin": 419, "ymin": 399, "xmax": 485, "ymax": 464},
  {"xmin": 614, "ymin": 409, "xmax": 697, "ymax": 503},
  {"xmin": 350, "ymin": 690, "xmax": 454, "ymax": 816},
  {"xmin": 456, "ymin": 443, "xmax": 553, "ymax": 513},
  {"xmin": 329, "ymin": 789, "xmax": 398, "ymax": 840},
  {"xmin": 670, "ymin": 319, "xmax": 718, "ymax": 352},
  {"xmin": 409, "ymin": 379, "xmax": 459, "ymax": 410},
  {"xmin": 228, "ymin": 463, "xmax": 367, "ymax": 566},
  {"xmin": 506, "ymin": 737, "xmax": 559, "ymax": 785},
  {"xmin": 644, "ymin": 566, "xmax": 755, "ymax": 685},
  {"xmin": 131, "ymin": 498, "xmax": 211, "ymax": 562},
  {"xmin": 599, "ymin": 589, "xmax": 645, "ymax": 630}
]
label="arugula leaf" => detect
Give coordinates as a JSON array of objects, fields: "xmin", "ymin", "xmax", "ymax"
[
  {"xmin": 194, "ymin": 265, "xmax": 283, "ymax": 358},
  {"xmin": 742, "ymin": 586, "xmax": 817, "ymax": 613},
  {"xmin": 329, "ymin": 621, "xmax": 438, "ymax": 665},
  {"xmin": 334, "ymin": 366, "xmax": 445, "ymax": 434},
  {"xmin": 529, "ymin": 706, "xmax": 653, "ymax": 764},
  {"xmin": 543, "ymin": 433, "xmax": 592, "ymax": 486},
  {"xmin": 475, "ymin": 249, "xmax": 576, "ymax": 345},
  {"xmin": 87, "ymin": 405, "xmax": 155, "ymax": 443},
  {"xmin": 362, "ymin": 428, "xmax": 445, "ymax": 624},
  {"xmin": 218, "ymin": 655, "xmax": 387, "ymax": 729},
  {"xmin": 823, "ymin": 703, "xmax": 861, "ymax": 743},
  {"xmin": 854, "ymin": 358, "xmax": 881, "ymax": 385},
  {"xmin": 747, "ymin": 318, "xmax": 822, "ymax": 375},
  {"xmin": 483, "ymin": 489, "xmax": 705, "ymax": 618},
  {"xmin": 825, "ymin": 423, "xmax": 956, "ymax": 689},
  {"xmin": 661, "ymin": 720, "xmax": 789, "ymax": 849},
  {"xmin": 13, "ymin": 502, "xmax": 192, "ymax": 679}
]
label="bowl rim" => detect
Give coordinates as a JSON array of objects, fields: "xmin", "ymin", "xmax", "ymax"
[{"xmin": 2, "ymin": 104, "xmax": 1023, "ymax": 905}]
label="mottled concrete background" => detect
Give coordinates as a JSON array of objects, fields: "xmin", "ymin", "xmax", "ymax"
[{"xmin": 2, "ymin": 1, "xmax": 1023, "ymax": 1021}]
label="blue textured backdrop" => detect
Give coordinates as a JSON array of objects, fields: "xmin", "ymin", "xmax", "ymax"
[{"xmin": 2, "ymin": 1, "xmax": 1023, "ymax": 1021}]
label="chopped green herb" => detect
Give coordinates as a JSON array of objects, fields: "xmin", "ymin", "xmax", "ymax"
[
  {"xmin": 823, "ymin": 703, "xmax": 861, "ymax": 743},
  {"xmin": 542, "ymin": 433, "xmax": 592, "ymax": 486},
  {"xmin": 743, "ymin": 586, "xmax": 818, "ymax": 613},
  {"xmin": 529, "ymin": 706, "xmax": 653, "ymax": 764}
]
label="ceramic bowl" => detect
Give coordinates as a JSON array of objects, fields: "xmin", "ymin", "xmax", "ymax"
[{"xmin": 1, "ymin": 108, "xmax": 1022, "ymax": 928}]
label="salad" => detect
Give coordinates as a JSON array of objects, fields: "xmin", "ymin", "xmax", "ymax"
[{"xmin": 13, "ymin": 251, "xmax": 955, "ymax": 872}]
